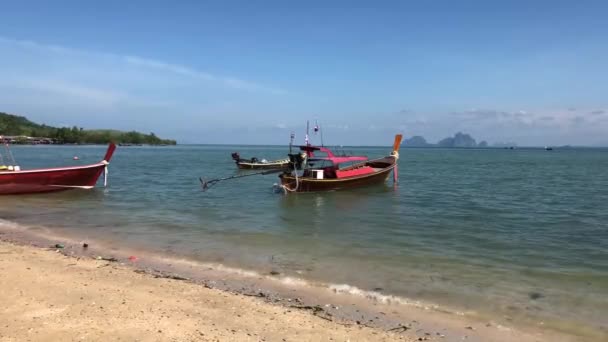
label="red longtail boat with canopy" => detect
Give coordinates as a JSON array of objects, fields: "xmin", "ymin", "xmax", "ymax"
[
  {"xmin": 276, "ymin": 134, "xmax": 403, "ymax": 193},
  {"xmin": 0, "ymin": 142, "xmax": 116, "ymax": 195}
]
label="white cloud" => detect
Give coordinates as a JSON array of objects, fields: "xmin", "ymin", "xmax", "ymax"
[
  {"xmin": 123, "ymin": 56, "xmax": 215, "ymax": 80},
  {"xmin": 0, "ymin": 36, "xmax": 286, "ymax": 95},
  {"xmin": 16, "ymin": 79, "xmax": 125, "ymax": 106}
]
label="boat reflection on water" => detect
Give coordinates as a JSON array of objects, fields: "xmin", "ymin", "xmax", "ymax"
[{"xmin": 277, "ymin": 185, "xmax": 399, "ymax": 233}]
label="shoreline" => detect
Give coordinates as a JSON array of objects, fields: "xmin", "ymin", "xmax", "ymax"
[{"xmin": 0, "ymin": 224, "xmax": 585, "ymax": 341}]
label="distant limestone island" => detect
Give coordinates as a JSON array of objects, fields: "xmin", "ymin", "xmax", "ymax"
[
  {"xmin": 406, "ymin": 132, "xmax": 514, "ymax": 148},
  {"xmin": 0, "ymin": 112, "xmax": 176, "ymax": 145}
]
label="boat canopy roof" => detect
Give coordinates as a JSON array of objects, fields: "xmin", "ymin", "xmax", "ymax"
[
  {"xmin": 308, "ymin": 156, "xmax": 368, "ymax": 164},
  {"xmin": 299, "ymin": 145, "xmax": 367, "ymax": 164}
]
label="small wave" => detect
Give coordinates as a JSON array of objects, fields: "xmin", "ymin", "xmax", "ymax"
[
  {"xmin": 329, "ymin": 283, "xmax": 439, "ymax": 309},
  {"xmin": 154, "ymin": 254, "xmax": 461, "ymax": 315},
  {"xmin": 276, "ymin": 276, "xmax": 309, "ymax": 287},
  {"xmin": 0, "ymin": 218, "xmax": 22, "ymax": 230},
  {"xmin": 0, "ymin": 218, "xmax": 87, "ymax": 245}
]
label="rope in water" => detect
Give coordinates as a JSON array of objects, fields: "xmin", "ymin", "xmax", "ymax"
[
  {"xmin": 5, "ymin": 143, "xmax": 16, "ymax": 166},
  {"xmin": 280, "ymin": 161, "xmax": 299, "ymax": 194}
]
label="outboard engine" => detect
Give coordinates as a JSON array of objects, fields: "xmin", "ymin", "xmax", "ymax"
[
  {"xmin": 231, "ymin": 152, "xmax": 240, "ymax": 161},
  {"xmin": 287, "ymin": 152, "xmax": 306, "ymax": 170}
]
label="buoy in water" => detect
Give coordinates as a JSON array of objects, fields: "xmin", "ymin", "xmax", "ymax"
[{"xmin": 73, "ymin": 156, "xmax": 79, "ymax": 160}]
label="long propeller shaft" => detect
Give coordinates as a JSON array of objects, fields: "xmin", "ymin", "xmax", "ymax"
[{"xmin": 200, "ymin": 169, "xmax": 283, "ymax": 191}]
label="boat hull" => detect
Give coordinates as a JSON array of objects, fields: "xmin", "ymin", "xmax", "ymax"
[
  {"xmin": 236, "ymin": 161, "xmax": 290, "ymax": 170},
  {"xmin": 0, "ymin": 163, "xmax": 107, "ymax": 195},
  {"xmin": 0, "ymin": 143, "xmax": 115, "ymax": 195},
  {"xmin": 279, "ymin": 157, "xmax": 396, "ymax": 192}
]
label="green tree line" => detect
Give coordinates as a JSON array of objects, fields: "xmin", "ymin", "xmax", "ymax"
[{"xmin": 0, "ymin": 112, "xmax": 176, "ymax": 145}]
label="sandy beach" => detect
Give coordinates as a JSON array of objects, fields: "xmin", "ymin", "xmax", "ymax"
[
  {"xmin": 0, "ymin": 241, "xmax": 408, "ymax": 342},
  {"xmin": 0, "ymin": 236, "xmax": 586, "ymax": 342}
]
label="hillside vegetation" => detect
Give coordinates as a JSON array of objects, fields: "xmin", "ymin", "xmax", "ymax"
[{"xmin": 0, "ymin": 112, "xmax": 176, "ymax": 145}]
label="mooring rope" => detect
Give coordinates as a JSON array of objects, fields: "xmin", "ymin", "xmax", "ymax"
[{"xmin": 280, "ymin": 161, "xmax": 300, "ymax": 194}]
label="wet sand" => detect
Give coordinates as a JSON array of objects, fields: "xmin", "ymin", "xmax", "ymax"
[{"xmin": 0, "ymin": 230, "xmax": 586, "ymax": 342}]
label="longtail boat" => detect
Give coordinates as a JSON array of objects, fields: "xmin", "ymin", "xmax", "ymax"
[
  {"xmin": 0, "ymin": 143, "xmax": 116, "ymax": 195},
  {"xmin": 276, "ymin": 134, "xmax": 402, "ymax": 193},
  {"xmin": 231, "ymin": 152, "xmax": 290, "ymax": 170}
]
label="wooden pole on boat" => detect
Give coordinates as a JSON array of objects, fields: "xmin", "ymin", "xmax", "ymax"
[
  {"xmin": 102, "ymin": 143, "xmax": 116, "ymax": 187},
  {"xmin": 392, "ymin": 134, "xmax": 403, "ymax": 184},
  {"xmin": 392, "ymin": 134, "xmax": 403, "ymax": 153},
  {"xmin": 103, "ymin": 143, "xmax": 117, "ymax": 162},
  {"xmin": 318, "ymin": 120, "xmax": 324, "ymax": 147}
]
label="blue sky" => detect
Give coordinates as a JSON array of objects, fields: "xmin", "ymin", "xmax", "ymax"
[{"xmin": 1, "ymin": 1, "xmax": 607, "ymax": 145}]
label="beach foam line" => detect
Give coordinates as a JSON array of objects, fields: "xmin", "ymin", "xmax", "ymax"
[
  {"xmin": 148, "ymin": 253, "xmax": 467, "ymax": 316},
  {"xmin": 0, "ymin": 218, "xmax": 22, "ymax": 230},
  {"xmin": 329, "ymin": 283, "xmax": 438, "ymax": 309},
  {"xmin": 0, "ymin": 217, "xmax": 465, "ymax": 318}
]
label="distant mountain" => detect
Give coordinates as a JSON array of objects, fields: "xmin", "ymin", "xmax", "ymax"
[
  {"xmin": 405, "ymin": 135, "xmax": 431, "ymax": 147},
  {"xmin": 0, "ymin": 111, "xmax": 176, "ymax": 145},
  {"xmin": 405, "ymin": 133, "xmax": 490, "ymax": 148},
  {"xmin": 437, "ymin": 132, "xmax": 477, "ymax": 148}
]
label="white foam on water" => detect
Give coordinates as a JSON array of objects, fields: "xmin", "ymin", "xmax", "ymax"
[
  {"xmin": 143, "ymin": 251, "xmax": 458, "ymax": 314},
  {"xmin": 0, "ymin": 218, "xmax": 23, "ymax": 230},
  {"xmin": 329, "ymin": 283, "xmax": 429, "ymax": 307},
  {"xmin": 212, "ymin": 263, "xmax": 263, "ymax": 278},
  {"xmin": 275, "ymin": 276, "xmax": 309, "ymax": 287}
]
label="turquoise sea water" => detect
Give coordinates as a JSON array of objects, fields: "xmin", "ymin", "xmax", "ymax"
[{"xmin": 1, "ymin": 144, "xmax": 607, "ymax": 337}]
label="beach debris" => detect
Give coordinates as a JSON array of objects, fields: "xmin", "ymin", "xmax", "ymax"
[
  {"xmin": 128, "ymin": 255, "xmax": 138, "ymax": 262},
  {"xmin": 465, "ymin": 326, "xmax": 475, "ymax": 330},
  {"xmin": 153, "ymin": 273, "xmax": 189, "ymax": 281},
  {"xmin": 269, "ymin": 270, "xmax": 280, "ymax": 275},
  {"xmin": 528, "ymin": 291, "xmax": 544, "ymax": 300},
  {"xmin": 53, "ymin": 243, "xmax": 65, "ymax": 249},
  {"xmin": 95, "ymin": 256, "xmax": 118, "ymax": 262},
  {"xmin": 387, "ymin": 324, "xmax": 410, "ymax": 333},
  {"xmin": 243, "ymin": 291, "xmax": 267, "ymax": 298},
  {"xmin": 288, "ymin": 304, "xmax": 333, "ymax": 321},
  {"xmin": 82, "ymin": 243, "xmax": 89, "ymax": 248}
]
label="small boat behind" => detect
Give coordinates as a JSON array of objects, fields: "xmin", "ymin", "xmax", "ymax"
[
  {"xmin": 231, "ymin": 152, "xmax": 291, "ymax": 170},
  {"xmin": 0, "ymin": 143, "xmax": 116, "ymax": 195}
]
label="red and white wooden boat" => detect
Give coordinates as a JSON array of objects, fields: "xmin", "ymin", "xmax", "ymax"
[
  {"xmin": 0, "ymin": 143, "xmax": 116, "ymax": 195},
  {"xmin": 277, "ymin": 134, "xmax": 403, "ymax": 193}
]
